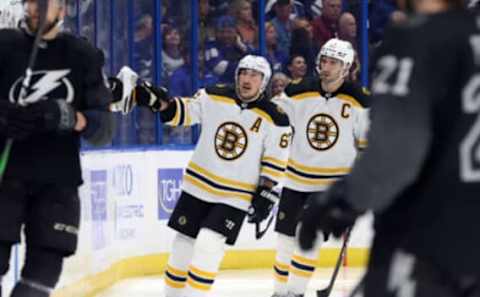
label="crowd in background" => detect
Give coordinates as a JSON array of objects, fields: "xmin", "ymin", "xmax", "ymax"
[{"xmin": 62, "ymin": 0, "xmax": 406, "ymax": 145}]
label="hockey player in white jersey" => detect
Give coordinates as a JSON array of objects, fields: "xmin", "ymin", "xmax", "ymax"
[
  {"xmin": 134, "ymin": 55, "xmax": 291, "ymax": 297},
  {"xmin": 270, "ymin": 38, "xmax": 370, "ymax": 297}
]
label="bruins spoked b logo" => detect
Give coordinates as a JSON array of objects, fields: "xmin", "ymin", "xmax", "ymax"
[
  {"xmin": 215, "ymin": 122, "xmax": 248, "ymax": 160},
  {"xmin": 306, "ymin": 113, "xmax": 339, "ymax": 150}
]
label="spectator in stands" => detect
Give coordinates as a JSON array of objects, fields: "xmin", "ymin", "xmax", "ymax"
[
  {"xmin": 338, "ymin": 12, "xmax": 357, "ymax": 50},
  {"xmin": 265, "ymin": 22, "xmax": 288, "ymax": 73},
  {"xmin": 134, "ymin": 14, "xmax": 154, "ymax": 80},
  {"xmin": 271, "ymin": 72, "xmax": 290, "ymax": 97},
  {"xmin": 312, "ymin": 0, "xmax": 342, "ymax": 50},
  {"xmin": 293, "ymin": 17, "xmax": 313, "ymax": 36},
  {"xmin": 205, "ymin": 15, "xmax": 251, "ymax": 84},
  {"xmin": 290, "ymin": 18, "xmax": 316, "ymax": 76},
  {"xmin": 232, "ymin": 0, "xmax": 258, "ymax": 49},
  {"xmin": 286, "ymin": 54, "xmax": 308, "ymax": 82},
  {"xmin": 369, "ymin": 0, "xmax": 398, "ymax": 45},
  {"xmin": 169, "ymin": 47, "xmax": 219, "ymax": 97},
  {"xmin": 271, "ymin": 0, "xmax": 294, "ymax": 58},
  {"xmin": 162, "ymin": 25, "xmax": 185, "ymax": 82},
  {"xmin": 210, "ymin": 0, "xmax": 232, "ymax": 18},
  {"xmin": 306, "ymin": 0, "xmax": 324, "ymax": 19},
  {"xmin": 200, "ymin": 0, "xmax": 215, "ymax": 45},
  {"xmin": 265, "ymin": 0, "xmax": 307, "ymax": 20}
]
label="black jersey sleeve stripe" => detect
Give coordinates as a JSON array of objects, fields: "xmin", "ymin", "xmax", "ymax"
[
  {"xmin": 165, "ymin": 271, "xmax": 187, "ymax": 282},
  {"xmin": 291, "ymin": 260, "xmax": 315, "ymax": 272},
  {"xmin": 261, "ymin": 161, "xmax": 287, "ymax": 173},
  {"xmin": 185, "ymin": 169, "xmax": 255, "ymax": 195},
  {"xmin": 177, "ymin": 97, "xmax": 186, "ymax": 126},
  {"xmin": 187, "ymin": 271, "xmax": 215, "ymax": 285},
  {"xmin": 286, "ymin": 165, "xmax": 347, "ymax": 179}
]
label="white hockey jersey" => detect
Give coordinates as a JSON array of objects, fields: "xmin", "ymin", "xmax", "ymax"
[
  {"xmin": 161, "ymin": 85, "xmax": 292, "ymax": 211},
  {"xmin": 273, "ymin": 77, "xmax": 370, "ymax": 192}
]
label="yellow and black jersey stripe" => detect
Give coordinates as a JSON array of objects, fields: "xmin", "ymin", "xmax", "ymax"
[
  {"xmin": 286, "ymin": 159, "xmax": 350, "ymax": 186},
  {"xmin": 290, "ymin": 91, "xmax": 320, "ymax": 101},
  {"xmin": 209, "ymin": 94, "xmax": 236, "ymax": 105},
  {"xmin": 336, "ymin": 93, "xmax": 364, "ymax": 108},
  {"xmin": 206, "ymin": 84, "xmax": 289, "ymax": 127},
  {"xmin": 184, "ymin": 162, "xmax": 256, "ymax": 202},
  {"xmin": 169, "ymin": 97, "xmax": 187, "ymax": 126},
  {"xmin": 261, "ymin": 156, "xmax": 287, "ymax": 181},
  {"xmin": 290, "ymin": 255, "xmax": 316, "ymax": 278},
  {"xmin": 165, "ymin": 265, "xmax": 188, "ymax": 289},
  {"xmin": 356, "ymin": 138, "xmax": 368, "ymax": 150},
  {"xmin": 273, "ymin": 261, "xmax": 289, "ymax": 283},
  {"xmin": 161, "ymin": 97, "xmax": 189, "ymax": 126},
  {"xmin": 187, "ymin": 265, "xmax": 217, "ymax": 291},
  {"xmin": 285, "ymin": 77, "xmax": 370, "ymax": 108}
]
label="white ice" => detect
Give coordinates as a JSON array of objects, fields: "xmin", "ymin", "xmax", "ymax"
[{"xmin": 96, "ymin": 267, "xmax": 365, "ymax": 297}]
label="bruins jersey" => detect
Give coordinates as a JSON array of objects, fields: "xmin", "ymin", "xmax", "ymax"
[
  {"xmin": 273, "ymin": 77, "xmax": 370, "ymax": 192},
  {"xmin": 160, "ymin": 85, "xmax": 291, "ymax": 212}
]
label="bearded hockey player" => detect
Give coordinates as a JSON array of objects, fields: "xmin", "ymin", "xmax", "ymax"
[
  {"xmin": 299, "ymin": 0, "xmax": 480, "ymax": 297},
  {"xmin": 270, "ymin": 38, "xmax": 370, "ymax": 297},
  {"xmin": 134, "ymin": 54, "xmax": 291, "ymax": 297},
  {"xmin": 0, "ymin": 0, "xmax": 115, "ymax": 296}
]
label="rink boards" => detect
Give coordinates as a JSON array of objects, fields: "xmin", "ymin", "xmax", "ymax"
[{"xmin": 42, "ymin": 148, "xmax": 373, "ymax": 297}]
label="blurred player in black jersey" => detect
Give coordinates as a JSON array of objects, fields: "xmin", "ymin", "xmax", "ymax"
[
  {"xmin": 0, "ymin": 0, "xmax": 116, "ymax": 296},
  {"xmin": 298, "ymin": 0, "xmax": 480, "ymax": 296}
]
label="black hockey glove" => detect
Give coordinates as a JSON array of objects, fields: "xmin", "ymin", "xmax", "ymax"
[
  {"xmin": 248, "ymin": 178, "xmax": 278, "ymax": 224},
  {"xmin": 108, "ymin": 77, "xmax": 124, "ymax": 103},
  {"xmin": 0, "ymin": 101, "xmax": 37, "ymax": 140},
  {"xmin": 26, "ymin": 100, "xmax": 77, "ymax": 132},
  {"xmin": 298, "ymin": 180, "xmax": 361, "ymax": 251},
  {"xmin": 134, "ymin": 82, "xmax": 169, "ymax": 111}
]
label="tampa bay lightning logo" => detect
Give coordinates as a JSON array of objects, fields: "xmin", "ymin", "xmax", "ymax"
[{"xmin": 9, "ymin": 70, "xmax": 74, "ymax": 105}]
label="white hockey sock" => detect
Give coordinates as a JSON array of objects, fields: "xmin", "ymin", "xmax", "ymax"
[
  {"xmin": 273, "ymin": 234, "xmax": 296, "ymax": 295},
  {"xmin": 165, "ymin": 232, "xmax": 195, "ymax": 297},
  {"xmin": 184, "ymin": 228, "xmax": 226, "ymax": 297},
  {"xmin": 288, "ymin": 232, "xmax": 324, "ymax": 295}
]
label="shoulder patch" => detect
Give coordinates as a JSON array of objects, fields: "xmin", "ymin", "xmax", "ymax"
[
  {"xmin": 339, "ymin": 82, "xmax": 371, "ymax": 108},
  {"xmin": 255, "ymin": 101, "xmax": 290, "ymax": 127},
  {"xmin": 284, "ymin": 77, "xmax": 319, "ymax": 97},
  {"xmin": 205, "ymin": 84, "xmax": 236, "ymax": 99}
]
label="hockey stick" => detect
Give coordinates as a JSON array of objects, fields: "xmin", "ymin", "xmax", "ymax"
[
  {"xmin": 255, "ymin": 212, "xmax": 275, "ymax": 239},
  {"xmin": 316, "ymin": 227, "xmax": 352, "ymax": 297},
  {"xmin": 0, "ymin": 0, "xmax": 49, "ymax": 183}
]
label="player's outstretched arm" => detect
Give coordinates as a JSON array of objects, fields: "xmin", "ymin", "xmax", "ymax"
[
  {"xmin": 134, "ymin": 81, "xmax": 170, "ymax": 112},
  {"xmin": 135, "ymin": 83, "xmax": 205, "ymax": 127}
]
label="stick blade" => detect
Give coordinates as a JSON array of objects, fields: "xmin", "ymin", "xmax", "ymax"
[{"xmin": 317, "ymin": 287, "xmax": 332, "ymax": 297}]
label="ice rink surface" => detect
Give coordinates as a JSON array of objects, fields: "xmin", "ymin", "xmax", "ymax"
[{"xmin": 97, "ymin": 267, "xmax": 365, "ymax": 297}]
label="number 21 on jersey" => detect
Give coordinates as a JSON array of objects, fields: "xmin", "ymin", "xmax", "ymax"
[{"xmin": 460, "ymin": 73, "xmax": 480, "ymax": 182}]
